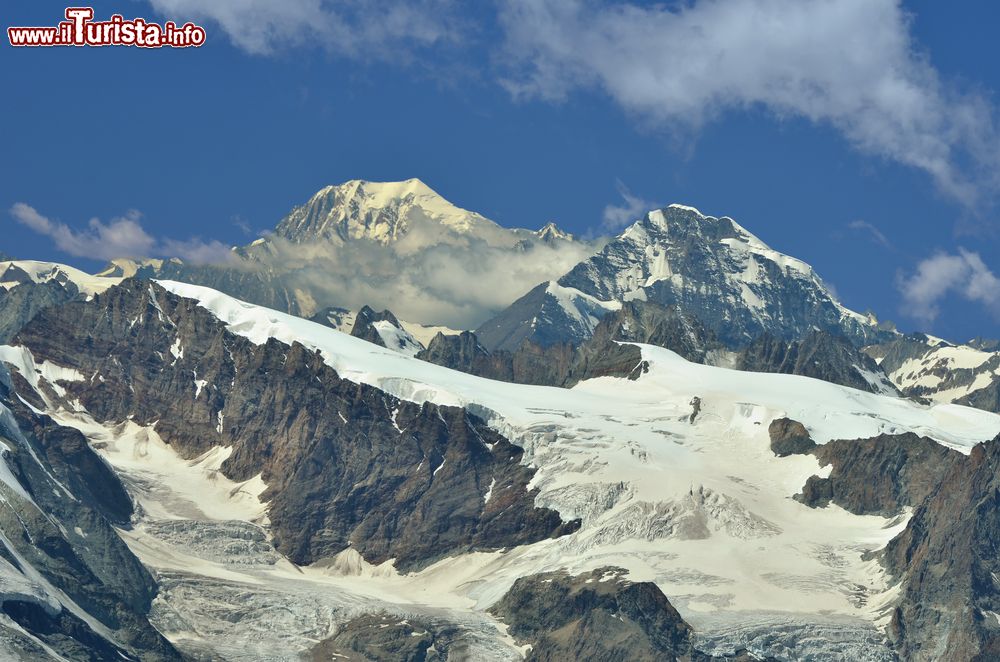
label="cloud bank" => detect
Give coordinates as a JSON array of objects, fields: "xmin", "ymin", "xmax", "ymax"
[
  {"xmin": 10, "ymin": 203, "xmax": 235, "ymax": 265},
  {"xmin": 255, "ymin": 217, "xmax": 601, "ymax": 328},
  {"xmin": 897, "ymin": 249, "xmax": 1000, "ymax": 325},
  {"xmin": 499, "ymin": 0, "xmax": 1000, "ymax": 208}
]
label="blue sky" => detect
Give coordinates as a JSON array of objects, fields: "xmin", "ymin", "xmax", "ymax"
[{"xmin": 3, "ymin": 0, "xmax": 1000, "ymax": 341}]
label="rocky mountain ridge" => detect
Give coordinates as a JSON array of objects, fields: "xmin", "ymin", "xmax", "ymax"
[
  {"xmin": 478, "ymin": 204, "xmax": 891, "ymax": 351},
  {"xmin": 10, "ymin": 279, "xmax": 578, "ymax": 570}
]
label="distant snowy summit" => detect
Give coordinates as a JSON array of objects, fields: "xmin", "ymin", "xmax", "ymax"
[
  {"xmin": 262, "ymin": 178, "xmax": 578, "ymax": 249},
  {"xmin": 477, "ymin": 203, "xmax": 889, "ymax": 351},
  {"xmin": 98, "ymin": 179, "xmax": 597, "ymax": 325}
]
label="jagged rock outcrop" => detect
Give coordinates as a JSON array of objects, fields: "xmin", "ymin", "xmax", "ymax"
[
  {"xmin": 769, "ymin": 418, "xmax": 1000, "ymax": 659},
  {"xmin": 769, "ymin": 419, "xmax": 961, "ymax": 517},
  {"xmin": 0, "ymin": 280, "xmax": 79, "ymax": 344},
  {"xmin": 308, "ymin": 305, "xmax": 355, "ymax": 332},
  {"xmin": 969, "ymin": 338, "xmax": 1000, "ymax": 352},
  {"xmin": 490, "ymin": 567, "xmax": 768, "ymax": 662},
  {"xmin": 0, "ymin": 364, "xmax": 180, "ymax": 660},
  {"xmin": 801, "ymin": 433, "xmax": 961, "ymax": 517},
  {"xmin": 309, "ymin": 613, "xmax": 453, "ymax": 662},
  {"xmin": 418, "ymin": 331, "xmax": 512, "ymax": 380},
  {"xmin": 350, "ymin": 305, "xmax": 422, "ymax": 354},
  {"xmin": 767, "ymin": 418, "xmax": 816, "ymax": 457},
  {"xmin": 13, "ymin": 279, "xmax": 578, "ymax": 570},
  {"xmin": 436, "ymin": 301, "xmax": 895, "ymax": 394},
  {"xmin": 418, "ymin": 321, "xmax": 639, "ymax": 388},
  {"xmin": 740, "ymin": 331, "xmax": 897, "ymax": 394},
  {"xmin": 883, "ymin": 437, "xmax": 1000, "ymax": 660}
]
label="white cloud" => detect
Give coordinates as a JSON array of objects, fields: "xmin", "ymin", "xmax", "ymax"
[
  {"xmin": 897, "ymin": 249, "xmax": 1000, "ymax": 325},
  {"xmin": 10, "ymin": 203, "xmax": 234, "ymax": 265},
  {"xmin": 146, "ymin": 0, "xmax": 462, "ymax": 56},
  {"xmin": 498, "ymin": 0, "xmax": 1000, "ymax": 207},
  {"xmin": 257, "ymin": 216, "xmax": 601, "ymax": 328},
  {"xmin": 848, "ymin": 219, "xmax": 892, "ymax": 249},
  {"xmin": 602, "ymin": 180, "xmax": 660, "ymax": 230}
]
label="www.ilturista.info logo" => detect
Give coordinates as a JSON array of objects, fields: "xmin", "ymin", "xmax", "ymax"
[{"xmin": 8, "ymin": 7, "xmax": 206, "ymax": 48}]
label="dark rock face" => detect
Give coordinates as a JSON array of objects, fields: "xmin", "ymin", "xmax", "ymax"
[
  {"xmin": 801, "ymin": 433, "xmax": 961, "ymax": 517},
  {"xmin": 419, "ymin": 321, "xmax": 640, "ymax": 389},
  {"xmin": 309, "ymin": 305, "xmax": 354, "ymax": 330},
  {"xmin": 475, "ymin": 281, "xmax": 598, "ymax": 352},
  {"xmin": 490, "ymin": 567, "xmax": 768, "ymax": 662},
  {"xmin": 133, "ymin": 259, "xmax": 311, "ymax": 316},
  {"xmin": 351, "ymin": 305, "xmax": 398, "ymax": 347},
  {"xmin": 956, "ymin": 381, "xmax": 1000, "ymax": 413},
  {"xmin": 769, "ymin": 419, "xmax": 1000, "ymax": 659},
  {"xmin": 490, "ymin": 567, "xmax": 694, "ymax": 662},
  {"xmin": 349, "ymin": 305, "xmax": 421, "ymax": 353},
  {"xmin": 882, "ymin": 438, "xmax": 1000, "ymax": 661},
  {"xmin": 0, "ymin": 279, "xmax": 79, "ymax": 344},
  {"xmin": 767, "ymin": 418, "xmax": 816, "ymax": 457},
  {"xmin": 418, "ymin": 331, "xmax": 513, "ymax": 380},
  {"xmin": 740, "ymin": 331, "xmax": 896, "ymax": 394},
  {"xmin": 0, "ymin": 365, "xmax": 180, "ymax": 660},
  {"xmin": 440, "ymin": 301, "xmax": 895, "ymax": 395},
  {"xmin": 590, "ymin": 300, "xmax": 715, "ymax": 363},
  {"xmin": 14, "ymin": 279, "xmax": 578, "ymax": 570},
  {"xmin": 1, "ymin": 600, "xmax": 136, "ymax": 662},
  {"xmin": 309, "ymin": 613, "xmax": 451, "ymax": 662},
  {"xmin": 968, "ymin": 337, "xmax": 1000, "ymax": 352}
]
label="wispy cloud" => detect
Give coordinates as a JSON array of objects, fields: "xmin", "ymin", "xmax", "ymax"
[
  {"xmin": 10, "ymin": 203, "xmax": 234, "ymax": 265},
  {"xmin": 897, "ymin": 249, "xmax": 1000, "ymax": 325},
  {"xmin": 848, "ymin": 219, "xmax": 892, "ymax": 250},
  {"xmin": 602, "ymin": 180, "xmax": 660, "ymax": 231},
  {"xmin": 498, "ymin": 0, "xmax": 1000, "ymax": 208},
  {"xmin": 146, "ymin": 0, "xmax": 463, "ymax": 56}
]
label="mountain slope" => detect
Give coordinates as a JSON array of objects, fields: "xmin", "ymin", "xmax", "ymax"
[
  {"xmin": 0, "ymin": 361, "xmax": 179, "ymax": 660},
  {"xmin": 2, "ymin": 276, "xmax": 999, "ymax": 657},
  {"xmin": 9, "ymin": 279, "xmax": 578, "ymax": 571},
  {"xmin": 479, "ymin": 204, "xmax": 888, "ymax": 351},
  {"xmin": 100, "ymin": 281, "xmax": 1000, "ymax": 657},
  {"xmin": 868, "ymin": 334, "xmax": 1000, "ymax": 412}
]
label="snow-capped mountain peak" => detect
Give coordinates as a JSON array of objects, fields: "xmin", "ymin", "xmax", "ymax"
[
  {"xmin": 535, "ymin": 221, "xmax": 575, "ymax": 242},
  {"xmin": 559, "ymin": 203, "xmax": 878, "ymax": 346},
  {"xmin": 273, "ymin": 178, "xmax": 500, "ymax": 245}
]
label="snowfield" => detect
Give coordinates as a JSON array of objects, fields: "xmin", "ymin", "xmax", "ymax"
[{"xmin": 7, "ymin": 279, "xmax": 1000, "ymax": 659}]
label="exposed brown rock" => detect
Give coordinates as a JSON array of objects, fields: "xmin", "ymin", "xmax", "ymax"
[
  {"xmin": 489, "ymin": 567, "xmax": 772, "ymax": 662},
  {"xmin": 767, "ymin": 418, "xmax": 816, "ymax": 457},
  {"xmin": 14, "ymin": 279, "xmax": 579, "ymax": 570}
]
